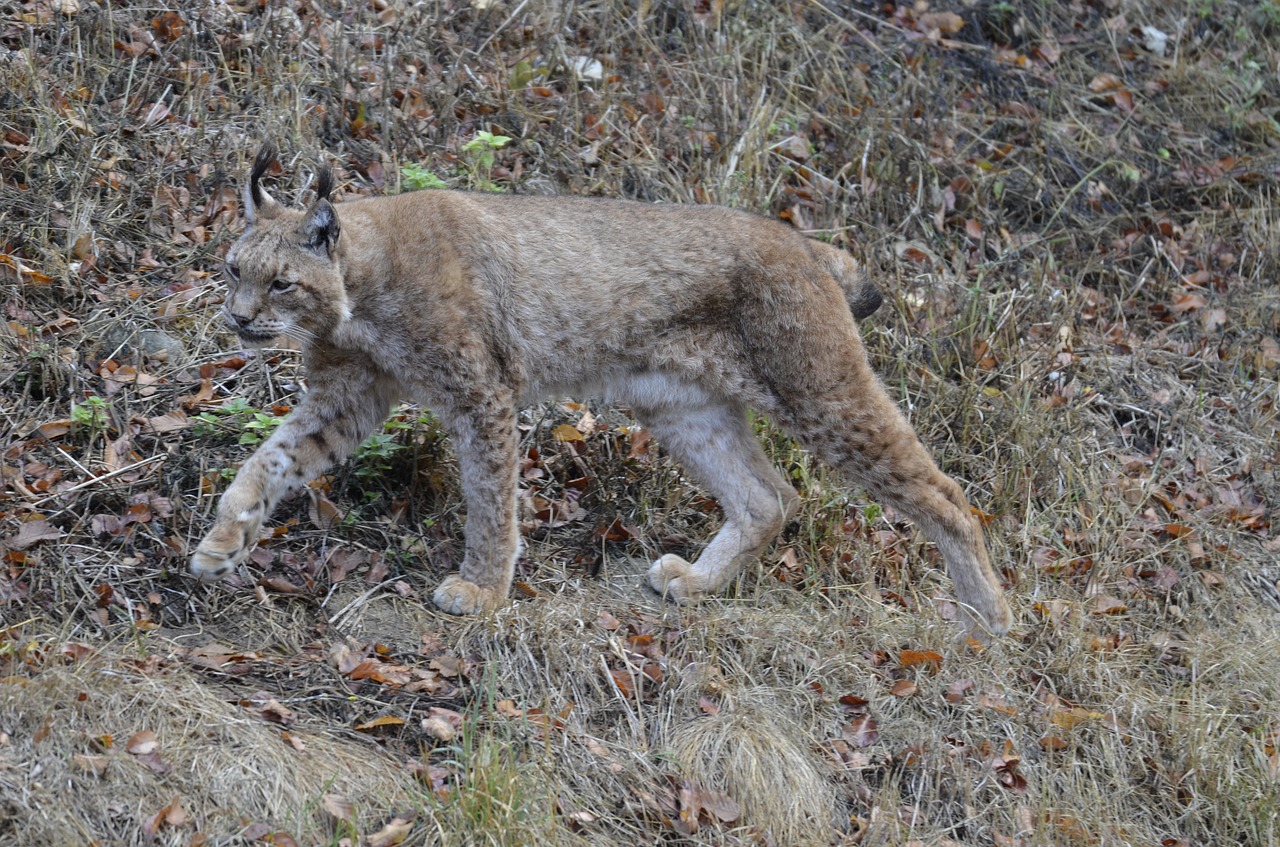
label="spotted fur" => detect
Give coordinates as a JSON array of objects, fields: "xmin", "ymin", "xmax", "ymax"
[{"xmin": 191, "ymin": 145, "xmax": 1012, "ymax": 635}]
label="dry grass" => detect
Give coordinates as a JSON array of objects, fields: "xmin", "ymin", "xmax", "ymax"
[{"xmin": 2, "ymin": 0, "xmax": 1280, "ymax": 844}]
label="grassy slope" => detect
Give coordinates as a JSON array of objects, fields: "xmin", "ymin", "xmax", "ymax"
[{"xmin": 2, "ymin": 1, "xmax": 1279, "ymax": 845}]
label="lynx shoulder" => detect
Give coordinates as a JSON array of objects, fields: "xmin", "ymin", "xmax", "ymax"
[{"xmin": 191, "ymin": 144, "xmax": 1011, "ymax": 636}]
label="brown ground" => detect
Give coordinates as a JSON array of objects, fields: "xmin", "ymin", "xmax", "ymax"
[{"xmin": 2, "ymin": 1, "xmax": 1279, "ymax": 845}]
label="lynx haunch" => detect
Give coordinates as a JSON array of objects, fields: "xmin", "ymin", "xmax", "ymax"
[{"xmin": 191, "ymin": 144, "xmax": 1012, "ymax": 635}]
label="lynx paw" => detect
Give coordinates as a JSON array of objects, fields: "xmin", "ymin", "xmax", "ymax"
[
  {"xmin": 647, "ymin": 554, "xmax": 713, "ymax": 604},
  {"xmin": 190, "ymin": 519, "xmax": 258, "ymax": 583},
  {"xmin": 433, "ymin": 575, "xmax": 506, "ymax": 615},
  {"xmin": 969, "ymin": 593, "xmax": 1014, "ymax": 638}
]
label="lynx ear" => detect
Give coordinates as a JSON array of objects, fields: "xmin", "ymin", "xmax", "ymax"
[
  {"xmin": 300, "ymin": 168, "xmax": 340, "ymax": 256},
  {"xmin": 243, "ymin": 142, "xmax": 283, "ymax": 224}
]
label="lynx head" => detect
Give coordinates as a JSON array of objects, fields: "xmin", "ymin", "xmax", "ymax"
[{"xmin": 221, "ymin": 143, "xmax": 349, "ymax": 347}]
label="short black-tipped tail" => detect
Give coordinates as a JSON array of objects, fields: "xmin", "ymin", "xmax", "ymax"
[{"xmin": 818, "ymin": 246, "xmax": 882, "ymax": 319}]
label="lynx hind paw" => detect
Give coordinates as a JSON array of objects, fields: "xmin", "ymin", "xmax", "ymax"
[
  {"xmin": 190, "ymin": 521, "xmax": 257, "ymax": 583},
  {"xmin": 647, "ymin": 554, "xmax": 712, "ymax": 604},
  {"xmin": 972, "ymin": 594, "xmax": 1014, "ymax": 638},
  {"xmin": 433, "ymin": 575, "xmax": 507, "ymax": 616}
]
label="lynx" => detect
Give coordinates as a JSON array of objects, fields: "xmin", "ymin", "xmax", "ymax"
[{"xmin": 191, "ymin": 144, "xmax": 1013, "ymax": 635}]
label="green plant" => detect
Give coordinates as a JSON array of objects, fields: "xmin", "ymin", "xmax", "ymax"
[
  {"xmin": 508, "ymin": 58, "xmax": 540, "ymax": 90},
  {"xmin": 401, "ymin": 162, "xmax": 448, "ymax": 191},
  {"xmin": 70, "ymin": 395, "xmax": 108, "ymax": 437},
  {"xmin": 353, "ymin": 432, "xmax": 404, "ymax": 479},
  {"xmin": 459, "ymin": 131, "xmax": 512, "ymax": 191},
  {"xmin": 241, "ymin": 412, "xmax": 285, "ymax": 445},
  {"xmin": 193, "ymin": 398, "xmax": 285, "ymax": 446}
]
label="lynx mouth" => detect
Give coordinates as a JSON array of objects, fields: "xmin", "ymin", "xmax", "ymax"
[{"xmin": 235, "ymin": 328, "xmax": 278, "ymax": 344}]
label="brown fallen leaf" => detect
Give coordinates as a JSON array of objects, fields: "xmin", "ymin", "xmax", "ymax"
[
  {"xmin": 1039, "ymin": 735, "xmax": 1069, "ymax": 752},
  {"xmin": 672, "ymin": 780, "xmax": 741, "ymax": 835},
  {"xmin": 1170, "ymin": 292, "xmax": 1206, "ymax": 313},
  {"xmin": 1089, "ymin": 72, "xmax": 1124, "ymax": 93},
  {"xmin": 4, "ymin": 518, "xmax": 64, "ymax": 550},
  {"xmin": 36, "ymin": 419, "xmax": 71, "ymax": 439},
  {"xmin": 1202, "ymin": 307, "xmax": 1227, "ymax": 332},
  {"xmin": 141, "ymin": 795, "xmax": 187, "ymax": 840},
  {"xmin": 627, "ymin": 427, "xmax": 652, "ymax": 460},
  {"xmin": 133, "ymin": 747, "xmax": 172, "ymax": 775},
  {"xmin": 142, "ymin": 410, "xmax": 190, "ymax": 433},
  {"xmin": 985, "ymin": 739, "xmax": 1027, "ymax": 793},
  {"xmin": 943, "ymin": 678, "xmax": 974, "ymax": 704},
  {"xmin": 326, "ymin": 547, "xmax": 368, "ymax": 583},
  {"xmin": 355, "ymin": 714, "xmax": 406, "ymax": 732},
  {"xmin": 608, "ymin": 667, "xmax": 636, "ymax": 699},
  {"xmin": 422, "ymin": 715, "xmax": 456, "ymax": 742},
  {"xmin": 1111, "ymin": 89, "xmax": 1135, "ymax": 113},
  {"xmin": 244, "ymin": 693, "xmax": 296, "ymax": 726},
  {"xmin": 842, "ymin": 714, "xmax": 879, "ymax": 748},
  {"xmin": 899, "ymin": 649, "xmax": 943, "ymax": 673},
  {"xmin": 308, "ymin": 490, "xmax": 343, "ymax": 529},
  {"xmin": 126, "ymin": 729, "xmax": 159, "ymax": 755},
  {"xmin": 322, "ymin": 793, "xmax": 356, "ymax": 822},
  {"xmin": 367, "ymin": 816, "xmax": 414, "ymax": 847},
  {"xmin": 329, "ymin": 641, "xmax": 364, "ymax": 675},
  {"xmin": 890, "ymin": 679, "xmax": 918, "ymax": 697},
  {"xmin": 258, "ymin": 576, "xmax": 305, "ymax": 595},
  {"xmin": 71, "ymin": 753, "xmax": 110, "ymax": 776},
  {"xmin": 1090, "ymin": 594, "xmax": 1128, "ymax": 615},
  {"xmin": 1034, "ymin": 42, "xmax": 1061, "ymax": 64},
  {"xmin": 978, "ymin": 693, "xmax": 1018, "ymax": 715},
  {"xmin": 552, "ymin": 423, "xmax": 585, "ymax": 443},
  {"xmin": 429, "ymin": 654, "xmax": 464, "ymax": 678},
  {"xmin": 692, "ymin": 785, "xmax": 740, "ymax": 823},
  {"xmin": 1048, "ymin": 705, "xmax": 1110, "ymax": 730}
]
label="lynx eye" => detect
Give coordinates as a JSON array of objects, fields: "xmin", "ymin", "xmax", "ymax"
[
  {"xmin": 270, "ymin": 278, "xmax": 295, "ymax": 294},
  {"xmin": 224, "ymin": 263, "xmax": 240, "ymax": 282}
]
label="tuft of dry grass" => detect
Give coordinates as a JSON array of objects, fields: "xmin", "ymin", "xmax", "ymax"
[
  {"xmin": 0, "ymin": 645, "xmax": 418, "ymax": 845},
  {"xmin": 2, "ymin": 0, "xmax": 1280, "ymax": 844}
]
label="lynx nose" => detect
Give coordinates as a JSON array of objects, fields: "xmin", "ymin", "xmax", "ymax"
[{"xmin": 225, "ymin": 310, "xmax": 252, "ymax": 330}]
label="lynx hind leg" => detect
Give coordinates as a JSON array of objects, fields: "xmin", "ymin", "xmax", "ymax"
[
  {"xmin": 640, "ymin": 402, "xmax": 799, "ymax": 603},
  {"xmin": 778, "ymin": 376, "xmax": 1013, "ymax": 635}
]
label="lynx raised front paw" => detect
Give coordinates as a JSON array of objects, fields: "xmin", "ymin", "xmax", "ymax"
[
  {"xmin": 647, "ymin": 554, "xmax": 719, "ymax": 604},
  {"xmin": 433, "ymin": 575, "xmax": 507, "ymax": 615},
  {"xmin": 190, "ymin": 518, "xmax": 259, "ymax": 583}
]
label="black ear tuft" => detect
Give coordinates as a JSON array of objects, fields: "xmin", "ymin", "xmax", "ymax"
[
  {"xmin": 249, "ymin": 142, "xmax": 278, "ymax": 210},
  {"xmin": 314, "ymin": 166, "xmax": 335, "ymax": 204}
]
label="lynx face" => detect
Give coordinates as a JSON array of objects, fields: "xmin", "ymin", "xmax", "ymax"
[{"xmin": 219, "ymin": 147, "xmax": 349, "ymax": 347}]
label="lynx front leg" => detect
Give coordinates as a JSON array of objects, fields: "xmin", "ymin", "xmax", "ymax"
[
  {"xmin": 640, "ymin": 402, "xmax": 799, "ymax": 603},
  {"xmin": 432, "ymin": 395, "xmax": 520, "ymax": 615},
  {"xmin": 191, "ymin": 369, "xmax": 394, "ymax": 582}
]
